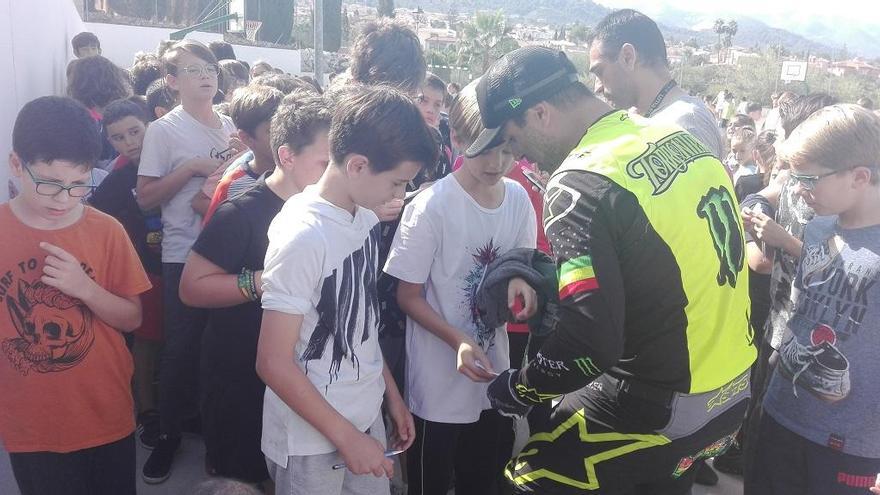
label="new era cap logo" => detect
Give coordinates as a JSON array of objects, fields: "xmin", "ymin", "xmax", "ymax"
[{"xmin": 508, "ymin": 98, "xmax": 523, "ymax": 109}]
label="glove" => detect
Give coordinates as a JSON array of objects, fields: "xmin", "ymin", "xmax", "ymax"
[{"xmin": 487, "ymin": 369, "xmax": 533, "ymax": 418}]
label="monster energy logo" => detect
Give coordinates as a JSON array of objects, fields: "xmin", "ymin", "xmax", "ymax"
[
  {"xmin": 697, "ymin": 186, "xmax": 744, "ymax": 288},
  {"xmin": 573, "ymin": 357, "xmax": 601, "ymax": 376},
  {"xmin": 625, "ymin": 132, "xmax": 712, "ymax": 195}
]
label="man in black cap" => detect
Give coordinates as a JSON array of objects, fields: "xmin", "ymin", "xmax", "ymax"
[{"xmin": 477, "ymin": 46, "xmax": 756, "ymax": 494}]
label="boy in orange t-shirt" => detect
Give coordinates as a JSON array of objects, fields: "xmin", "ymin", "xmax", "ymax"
[{"xmin": 0, "ymin": 96, "xmax": 151, "ymax": 495}]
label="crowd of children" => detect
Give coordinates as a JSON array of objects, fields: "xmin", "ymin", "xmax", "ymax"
[{"xmin": 2, "ymin": 9, "xmax": 880, "ymax": 495}]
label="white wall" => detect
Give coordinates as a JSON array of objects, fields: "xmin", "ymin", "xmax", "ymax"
[
  {"xmin": 0, "ymin": 0, "xmax": 85, "ymax": 203},
  {"xmin": 83, "ymin": 22, "xmax": 303, "ymax": 75}
]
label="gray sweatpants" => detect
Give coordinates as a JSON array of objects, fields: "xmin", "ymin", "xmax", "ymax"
[{"xmin": 267, "ymin": 416, "xmax": 391, "ymax": 495}]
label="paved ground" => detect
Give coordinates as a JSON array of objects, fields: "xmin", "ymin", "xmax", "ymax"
[{"xmin": 1, "ymin": 435, "xmax": 744, "ymax": 494}]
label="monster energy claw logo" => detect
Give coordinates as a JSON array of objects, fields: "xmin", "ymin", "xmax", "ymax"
[
  {"xmin": 697, "ymin": 186, "xmax": 744, "ymax": 288},
  {"xmin": 573, "ymin": 357, "xmax": 601, "ymax": 376},
  {"xmin": 509, "ymin": 98, "xmax": 523, "ymax": 109},
  {"xmin": 625, "ymin": 132, "xmax": 712, "ymax": 195}
]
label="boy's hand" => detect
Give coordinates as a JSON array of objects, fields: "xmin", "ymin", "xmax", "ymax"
[
  {"xmin": 386, "ymin": 395, "xmax": 416, "ymax": 452},
  {"xmin": 228, "ymin": 135, "xmax": 248, "ymax": 156},
  {"xmin": 40, "ymin": 243, "xmax": 96, "ymax": 301},
  {"xmin": 457, "ymin": 337, "xmax": 496, "ymax": 382},
  {"xmin": 186, "ymin": 157, "xmax": 223, "ymax": 177},
  {"xmin": 750, "ymin": 211, "xmax": 790, "ymax": 249},
  {"xmin": 338, "ymin": 429, "xmax": 394, "ymax": 478},
  {"xmin": 508, "ymin": 277, "xmax": 538, "ymax": 321},
  {"xmin": 374, "ymin": 199, "xmax": 405, "ymax": 222},
  {"xmin": 254, "ymin": 270, "xmax": 264, "ymax": 297}
]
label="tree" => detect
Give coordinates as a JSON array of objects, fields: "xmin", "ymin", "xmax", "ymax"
[
  {"xmin": 323, "ymin": 0, "xmax": 343, "ymax": 52},
  {"xmin": 378, "ymin": 0, "xmax": 395, "ymax": 18},
  {"xmin": 258, "ymin": 0, "xmax": 296, "ymax": 44},
  {"xmin": 446, "ymin": 8, "xmax": 458, "ymax": 31},
  {"xmin": 685, "ymin": 37, "xmax": 700, "ymax": 49},
  {"xmin": 568, "ymin": 23, "xmax": 592, "ymax": 46},
  {"xmin": 457, "ymin": 10, "xmax": 520, "ymax": 75},
  {"xmin": 713, "ymin": 19, "xmax": 725, "ymax": 63}
]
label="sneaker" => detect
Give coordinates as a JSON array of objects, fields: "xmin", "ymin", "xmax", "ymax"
[
  {"xmin": 136, "ymin": 409, "xmax": 160, "ymax": 450},
  {"xmin": 694, "ymin": 460, "xmax": 719, "ymax": 486},
  {"xmin": 713, "ymin": 443, "xmax": 744, "ymax": 476},
  {"xmin": 142, "ymin": 434, "xmax": 181, "ymax": 484}
]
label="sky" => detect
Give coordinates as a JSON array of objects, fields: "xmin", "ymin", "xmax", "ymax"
[{"xmin": 594, "ymin": 0, "xmax": 876, "ymax": 26}]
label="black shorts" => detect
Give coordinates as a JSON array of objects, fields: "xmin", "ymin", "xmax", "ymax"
[{"xmin": 506, "ymin": 373, "xmax": 750, "ymax": 495}]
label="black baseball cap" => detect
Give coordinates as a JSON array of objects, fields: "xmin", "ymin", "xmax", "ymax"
[{"xmin": 466, "ymin": 46, "xmax": 580, "ymax": 158}]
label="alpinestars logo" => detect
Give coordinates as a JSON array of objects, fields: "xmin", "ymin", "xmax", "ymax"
[
  {"xmin": 696, "ymin": 186, "xmax": 744, "ymax": 288},
  {"xmin": 625, "ymin": 131, "xmax": 711, "ymax": 196}
]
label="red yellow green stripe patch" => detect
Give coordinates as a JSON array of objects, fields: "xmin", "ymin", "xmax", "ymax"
[{"xmin": 558, "ymin": 255, "xmax": 598, "ymax": 299}]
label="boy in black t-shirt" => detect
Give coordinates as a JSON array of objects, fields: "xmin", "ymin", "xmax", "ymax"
[
  {"xmin": 178, "ymin": 94, "xmax": 332, "ymax": 489},
  {"xmin": 89, "ymin": 99, "xmax": 164, "ymax": 450}
]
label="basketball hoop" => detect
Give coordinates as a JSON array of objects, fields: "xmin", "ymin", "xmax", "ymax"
[{"xmin": 245, "ymin": 20, "xmax": 263, "ymax": 41}]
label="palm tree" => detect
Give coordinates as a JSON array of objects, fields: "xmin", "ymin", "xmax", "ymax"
[
  {"xmin": 722, "ymin": 20, "xmax": 738, "ymax": 63},
  {"xmin": 713, "ymin": 19, "xmax": 726, "ymax": 63},
  {"xmin": 457, "ymin": 10, "xmax": 520, "ymax": 75}
]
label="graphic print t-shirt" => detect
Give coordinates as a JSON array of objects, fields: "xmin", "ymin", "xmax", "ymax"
[
  {"xmin": 0, "ymin": 205, "xmax": 151, "ymax": 453},
  {"xmin": 384, "ymin": 175, "xmax": 537, "ymax": 423},
  {"xmin": 766, "ymin": 179, "xmax": 818, "ymax": 349},
  {"xmin": 138, "ymin": 105, "xmax": 236, "ymax": 263},
  {"xmin": 763, "ymin": 217, "xmax": 880, "ymax": 458},
  {"xmin": 260, "ymin": 188, "xmax": 386, "ymax": 463}
]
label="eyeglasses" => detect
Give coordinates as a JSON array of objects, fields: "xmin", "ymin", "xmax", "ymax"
[
  {"xmin": 179, "ymin": 64, "xmax": 220, "ymax": 77},
  {"xmin": 789, "ymin": 170, "xmax": 840, "ymax": 191},
  {"xmin": 23, "ymin": 165, "xmax": 96, "ymax": 198}
]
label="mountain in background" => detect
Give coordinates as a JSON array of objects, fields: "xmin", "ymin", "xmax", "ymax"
[{"xmin": 359, "ymin": 0, "xmax": 878, "ymax": 58}]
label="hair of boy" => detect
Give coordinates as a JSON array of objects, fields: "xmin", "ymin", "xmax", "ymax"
[
  {"xmin": 269, "ymin": 93, "xmax": 332, "ymax": 162},
  {"xmin": 103, "ymin": 98, "xmax": 150, "ymax": 128},
  {"xmin": 67, "ymin": 55, "xmax": 132, "ymax": 109},
  {"xmin": 249, "ymin": 73, "xmax": 312, "ymax": 95},
  {"xmin": 208, "ymin": 40, "xmax": 237, "ymax": 61},
  {"xmin": 127, "ymin": 95, "xmax": 151, "ymax": 120},
  {"xmin": 424, "ymin": 72, "xmax": 447, "ymax": 94},
  {"xmin": 190, "ymin": 479, "xmax": 263, "ymax": 495},
  {"xmin": 145, "ymin": 79, "xmax": 177, "ymax": 119},
  {"xmin": 728, "ymin": 113, "xmax": 755, "ymax": 131},
  {"xmin": 589, "ymin": 9, "xmax": 668, "ymax": 69},
  {"xmin": 220, "ymin": 59, "xmax": 249, "ymax": 85},
  {"xmin": 731, "ymin": 126, "xmax": 756, "ymax": 147},
  {"xmin": 251, "ymin": 60, "xmax": 274, "ymax": 77},
  {"xmin": 161, "ymin": 39, "xmax": 218, "ymax": 77},
  {"xmin": 13, "ymin": 96, "xmax": 102, "ymax": 167},
  {"xmin": 349, "ymin": 20, "xmax": 426, "ymax": 93},
  {"xmin": 779, "ymin": 93, "xmax": 838, "ymax": 139},
  {"xmin": 329, "ymin": 84, "xmax": 437, "ymax": 173},
  {"xmin": 156, "ymin": 39, "xmax": 176, "ymax": 59},
  {"xmin": 746, "ymin": 102, "xmax": 763, "ymax": 114},
  {"xmin": 857, "ymin": 97, "xmax": 875, "ymax": 110},
  {"xmin": 778, "ymin": 104, "xmax": 880, "ymax": 184},
  {"xmin": 448, "ymin": 80, "xmax": 483, "ymax": 148},
  {"xmin": 754, "ymin": 130, "xmax": 777, "ymax": 166},
  {"xmin": 298, "ymin": 75, "xmax": 323, "ymax": 94},
  {"xmin": 228, "ymin": 85, "xmax": 284, "ymax": 138},
  {"xmin": 130, "ymin": 55, "xmax": 163, "ymax": 95},
  {"xmin": 71, "ymin": 31, "xmax": 100, "ymax": 53}
]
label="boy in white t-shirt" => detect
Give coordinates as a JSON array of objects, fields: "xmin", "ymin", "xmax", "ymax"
[
  {"xmin": 135, "ymin": 39, "xmax": 240, "ymax": 483},
  {"xmin": 384, "ymin": 80, "xmax": 537, "ymax": 495},
  {"xmin": 256, "ymin": 85, "xmax": 437, "ymax": 495}
]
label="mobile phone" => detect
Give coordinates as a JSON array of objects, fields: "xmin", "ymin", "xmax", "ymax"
[{"xmin": 522, "ymin": 168, "xmax": 546, "ymax": 194}]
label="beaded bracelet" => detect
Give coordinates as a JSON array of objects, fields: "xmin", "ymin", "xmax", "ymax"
[{"xmin": 238, "ymin": 268, "xmax": 259, "ymax": 302}]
